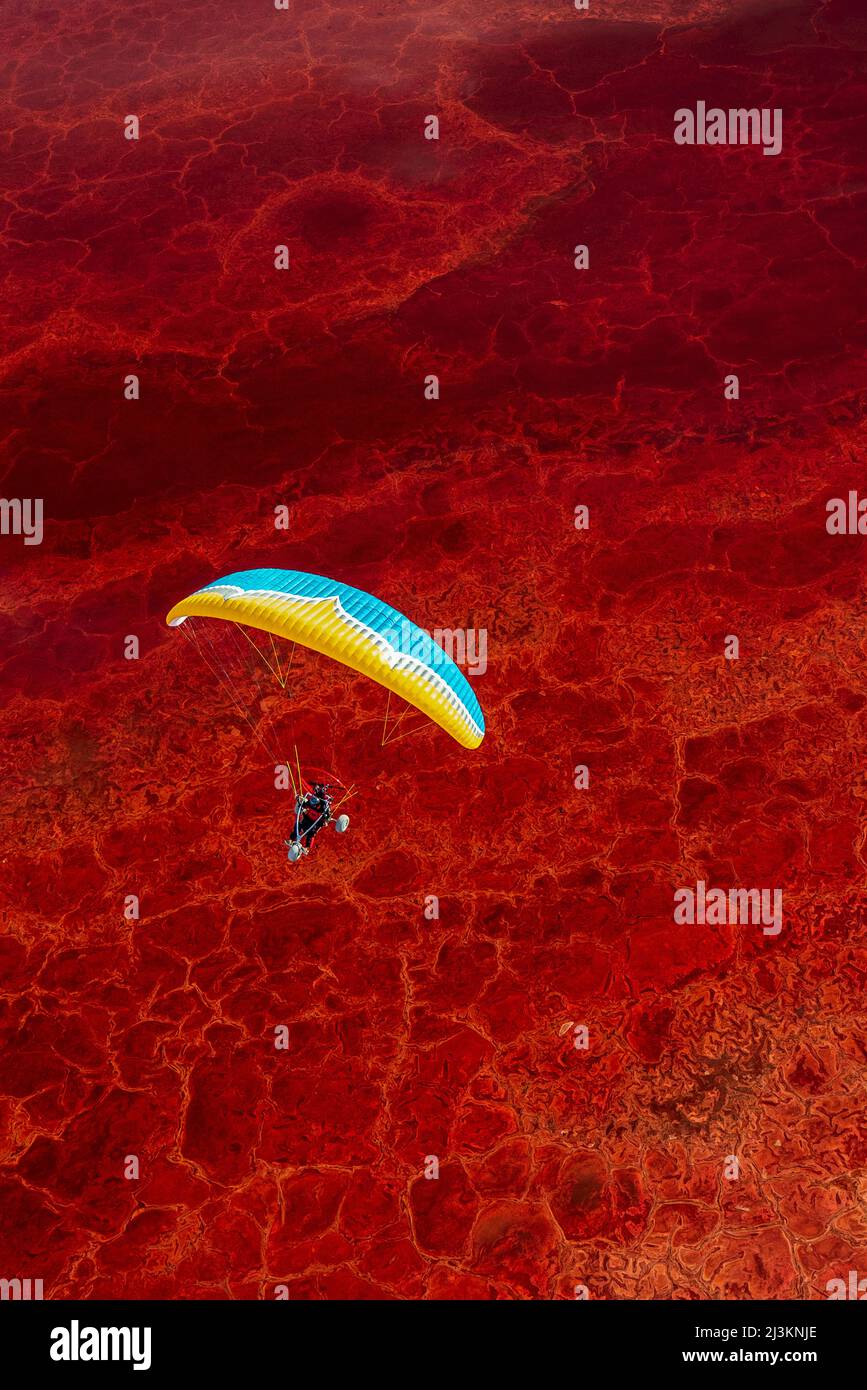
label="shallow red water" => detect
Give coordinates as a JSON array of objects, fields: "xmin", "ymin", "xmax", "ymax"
[{"xmin": 1, "ymin": 0, "xmax": 865, "ymax": 1299}]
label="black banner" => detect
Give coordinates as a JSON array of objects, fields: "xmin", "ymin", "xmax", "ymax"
[{"xmin": 2, "ymin": 1297, "xmax": 862, "ymax": 1377}]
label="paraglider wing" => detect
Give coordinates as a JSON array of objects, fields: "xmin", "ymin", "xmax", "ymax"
[{"xmin": 166, "ymin": 568, "xmax": 485, "ymax": 749}]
